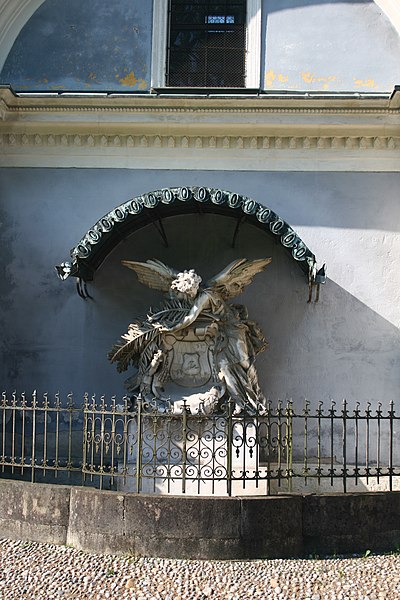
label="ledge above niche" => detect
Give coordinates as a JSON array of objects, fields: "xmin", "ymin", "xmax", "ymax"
[{"xmin": 0, "ymin": 86, "xmax": 399, "ymax": 172}]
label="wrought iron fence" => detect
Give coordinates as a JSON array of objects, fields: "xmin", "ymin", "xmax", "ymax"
[
  {"xmin": 1, "ymin": 391, "xmax": 399, "ymax": 495},
  {"xmin": 0, "ymin": 391, "xmax": 82, "ymax": 484}
]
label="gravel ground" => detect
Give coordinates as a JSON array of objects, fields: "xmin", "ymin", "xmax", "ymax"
[{"xmin": 0, "ymin": 538, "xmax": 400, "ymax": 600}]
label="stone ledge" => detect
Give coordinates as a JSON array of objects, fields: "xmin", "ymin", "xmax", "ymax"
[
  {"xmin": 0, "ymin": 480, "xmax": 70, "ymax": 545},
  {"xmin": 0, "ymin": 479, "xmax": 400, "ymax": 559}
]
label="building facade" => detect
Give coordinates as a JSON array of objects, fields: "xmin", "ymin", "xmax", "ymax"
[{"xmin": 0, "ymin": 0, "xmax": 399, "ymax": 409}]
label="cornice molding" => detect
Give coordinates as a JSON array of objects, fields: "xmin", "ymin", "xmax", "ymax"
[
  {"xmin": 1, "ymin": 88, "xmax": 399, "ymax": 114},
  {"xmin": 1, "ymin": 132, "xmax": 398, "ymax": 151},
  {"xmin": 1, "ymin": 132, "xmax": 399, "ymax": 172},
  {"xmin": 1, "ymin": 88, "xmax": 399, "ymax": 171},
  {"xmin": 3, "ymin": 105, "xmax": 400, "ymax": 116}
]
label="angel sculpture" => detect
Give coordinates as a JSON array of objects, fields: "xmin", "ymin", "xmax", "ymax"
[{"xmin": 108, "ymin": 257, "xmax": 271, "ymax": 414}]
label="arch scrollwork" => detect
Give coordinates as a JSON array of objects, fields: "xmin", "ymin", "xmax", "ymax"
[{"xmin": 57, "ymin": 186, "xmax": 318, "ymax": 283}]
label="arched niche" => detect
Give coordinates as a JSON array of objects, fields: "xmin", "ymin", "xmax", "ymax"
[{"xmin": 57, "ymin": 186, "xmax": 318, "ymax": 284}]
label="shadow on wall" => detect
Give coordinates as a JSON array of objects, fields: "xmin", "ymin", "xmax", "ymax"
[
  {"xmin": 88, "ymin": 213, "xmax": 400, "ymax": 408},
  {"xmin": 0, "ymin": 169, "xmax": 399, "ymax": 402}
]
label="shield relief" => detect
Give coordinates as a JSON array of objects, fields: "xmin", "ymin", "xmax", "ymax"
[{"xmin": 163, "ymin": 325, "xmax": 218, "ymax": 388}]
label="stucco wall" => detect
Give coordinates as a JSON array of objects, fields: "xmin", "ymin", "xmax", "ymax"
[
  {"xmin": 1, "ymin": 0, "xmax": 399, "ymax": 92},
  {"xmin": 0, "ymin": 0, "xmax": 152, "ymax": 91},
  {"xmin": 262, "ymin": 0, "xmax": 400, "ymax": 91},
  {"xmin": 0, "ymin": 168, "xmax": 399, "ymax": 410}
]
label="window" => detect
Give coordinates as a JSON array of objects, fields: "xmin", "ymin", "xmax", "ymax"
[
  {"xmin": 167, "ymin": 0, "xmax": 246, "ymax": 87},
  {"xmin": 151, "ymin": 0, "xmax": 261, "ymax": 89}
]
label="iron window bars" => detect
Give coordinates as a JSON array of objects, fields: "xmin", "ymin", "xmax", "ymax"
[{"xmin": 166, "ymin": 0, "xmax": 247, "ymax": 87}]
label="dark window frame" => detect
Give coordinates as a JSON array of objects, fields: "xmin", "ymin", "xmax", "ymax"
[{"xmin": 166, "ymin": 0, "xmax": 247, "ymax": 88}]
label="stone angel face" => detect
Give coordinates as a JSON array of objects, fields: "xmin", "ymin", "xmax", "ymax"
[
  {"xmin": 170, "ymin": 269, "xmax": 202, "ymax": 299},
  {"xmin": 121, "ymin": 257, "xmax": 272, "ymax": 301}
]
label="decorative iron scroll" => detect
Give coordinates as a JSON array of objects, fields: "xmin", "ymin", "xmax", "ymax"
[
  {"xmin": 56, "ymin": 187, "xmax": 317, "ymax": 282},
  {"xmin": 1, "ymin": 392, "xmax": 399, "ymax": 496}
]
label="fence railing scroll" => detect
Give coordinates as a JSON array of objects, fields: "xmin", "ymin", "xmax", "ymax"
[{"xmin": 1, "ymin": 391, "xmax": 399, "ymax": 495}]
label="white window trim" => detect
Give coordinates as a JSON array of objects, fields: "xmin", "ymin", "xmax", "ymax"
[
  {"xmin": 246, "ymin": 0, "xmax": 262, "ymax": 88},
  {"xmin": 151, "ymin": 0, "xmax": 262, "ymax": 89}
]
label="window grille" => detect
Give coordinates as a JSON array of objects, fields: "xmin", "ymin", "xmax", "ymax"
[{"xmin": 166, "ymin": 0, "xmax": 246, "ymax": 88}]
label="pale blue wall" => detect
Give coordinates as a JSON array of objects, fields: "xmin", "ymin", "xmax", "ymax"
[
  {"xmin": 262, "ymin": 0, "xmax": 400, "ymax": 91},
  {"xmin": 1, "ymin": 168, "xmax": 399, "ymax": 406},
  {"xmin": 1, "ymin": 0, "xmax": 399, "ymax": 92},
  {"xmin": 0, "ymin": 0, "xmax": 152, "ymax": 91}
]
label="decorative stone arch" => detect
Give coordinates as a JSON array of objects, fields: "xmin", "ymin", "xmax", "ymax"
[
  {"xmin": 0, "ymin": 0, "xmax": 46, "ymax": 72},
  {"xmin": 57, "ymin": 186, "xmax": 318, "ymax": 284}
]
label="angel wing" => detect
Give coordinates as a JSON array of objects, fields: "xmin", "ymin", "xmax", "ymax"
[
  {"xmin": 206, "ymin": 257, "xmax": 271, "ymax": 300},
  {"xmin": 121, "ymin": 259, "xmax": 178, "ymax": 293}
]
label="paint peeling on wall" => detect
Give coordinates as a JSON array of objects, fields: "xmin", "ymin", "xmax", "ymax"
[
  {"xmin": 265, "ymin": 70, "xmax": 339, "ymax": 90},
  {"xmin": 264, "ymin": 69, "xmax": 384, "ymax": 92},
  {"xmin": 265, "ymin": 70, "xmax": 276, "ymax": 86},
  {"xmin": 265, "ymin": 70, "xmax": 290, "ymax": 87},
  {"xmin": 301, "ymin": 72, "xmax": 337, "ymax": 89},
  {"xmin": 354, "ymin": 79, "xmax": 379, "ymax": 89},
  {"xmin": 263, "ymin": 0, "xmax": 400, "ymax": 92},
  {"xmin": 1, "ymin": 0, "xmax": 400, "ymax": 93},
  {"xmin": 0, "ymin": 0, "xmax": 152, "ymax": 91},
  {"xmin": 116, "ymin": 71, "xmax": 147, "ymax": 89}
]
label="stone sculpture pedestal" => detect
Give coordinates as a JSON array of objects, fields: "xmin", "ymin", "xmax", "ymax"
[{"xmin": 109, "ymin": 257, "xmax": 271, "ymax": 495}]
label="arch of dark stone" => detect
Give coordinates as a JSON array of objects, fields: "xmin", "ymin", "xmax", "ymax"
[{"xmin": 59, "ymin": 186, "xmax": 316, "ymax": 282}]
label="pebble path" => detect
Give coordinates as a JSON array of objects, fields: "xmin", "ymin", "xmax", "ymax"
[{"xmin": 1, "ymin": 538, "xmax": 400, "ymax": 600}]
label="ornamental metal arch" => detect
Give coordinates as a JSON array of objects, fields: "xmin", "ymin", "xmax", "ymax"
[{"xmin": 56, "ymin": 186, "xmax": 317, "ymax": 283}]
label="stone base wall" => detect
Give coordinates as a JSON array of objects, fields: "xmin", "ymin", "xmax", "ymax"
[{"xmin": 1, "ymin": 480, "xmax": 400, "ymax": 559}]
